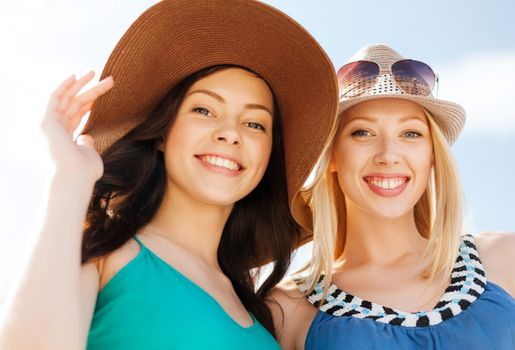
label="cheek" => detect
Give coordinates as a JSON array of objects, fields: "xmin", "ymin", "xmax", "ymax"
[
  {"xmin": 333, "ymin": 140, "xmax": 366, "ymax": 176},
  {"xmin": 411, "ymin": 145, "xmax": 433, "ymax": 182},
  {"xmin": 252, "ymin": 138, "xmax": 272, "ymax": 171},
  {"xmin": 164, "ymin": 118, "xmax": 186, "ymax": 148},
  {"xmin": 332, "ymin": 143, "xmax": 364, "ymax": 195},
  {"xmin": 162, "ymin": 122, "xmax": 203, "ymax": 171},
  {"xmin": 165, "ymin": 118, "xmax": 204, "ymax": 150},
  {"xmin": 420, "ymin": 143, "xmax": 433, "ymax": 169}
]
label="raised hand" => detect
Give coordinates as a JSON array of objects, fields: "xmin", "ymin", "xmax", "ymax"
[{"xmin": 41, "ymin": 71, "xmax": 113, "ymax": 182}]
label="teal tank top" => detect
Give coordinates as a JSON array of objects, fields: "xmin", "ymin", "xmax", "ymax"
[{"xmin": 86, "ymin": 236, "xmax": 280, "ymax": 349}]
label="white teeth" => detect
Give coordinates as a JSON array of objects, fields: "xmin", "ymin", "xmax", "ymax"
[
  {"xmin": 368, "ymin": 178, "xmax": 406, "ymax": 189},
  {"xmin": 222, "ymin": 159, "xmax": 232, "ymax": 169},
  {"xmin": 201, "ymin": 156, "xmax": 239, "ymax": 171}
]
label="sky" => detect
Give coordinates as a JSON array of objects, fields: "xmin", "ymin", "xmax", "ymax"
[{"xmin": 0, "ymin": 0, "xmax": 514, "ymax": 298}]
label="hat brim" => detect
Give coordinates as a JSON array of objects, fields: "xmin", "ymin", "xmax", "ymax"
[{"xmin": 83, "ymin": 0, "xmax": 339, "ymax": 215}]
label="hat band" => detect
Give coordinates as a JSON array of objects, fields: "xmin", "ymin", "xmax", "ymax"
[{"xmin": 337, "ymin": 59, "xmax": 439, "ymax": 99}]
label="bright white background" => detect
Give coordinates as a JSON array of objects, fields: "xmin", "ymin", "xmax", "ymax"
[{"xmin": 0, "ymin": 0, "xmax": 514, "ymax": 301}]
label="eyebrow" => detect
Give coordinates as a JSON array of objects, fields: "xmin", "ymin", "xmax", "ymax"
[
  {"xmin": 345, "ymin": 116, "xmax": 378, "ymax": 123},
  {"xmin": 345, "ymin": 115, "xmax": 427, "ymax": 124},
  {"xmin": 399, "ymin": 115, "xmax": 427, "ymax": 124},
  {"xmin": 188, "ymin": 89, "xmax": 273, "ymax": 116}
]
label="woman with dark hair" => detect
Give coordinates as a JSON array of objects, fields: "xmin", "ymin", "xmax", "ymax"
[{"xmin": 0, "ymin": 1, "xmax": 338, "ymax": 349}]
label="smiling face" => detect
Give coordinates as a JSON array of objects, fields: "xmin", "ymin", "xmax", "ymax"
[
  {"xmin": 162, "ymin": 67, "xmax": 274, "ymax": 209},
  {"xmin": 332, "ymin": 98, "xmax": 433, "ymax": 219}
]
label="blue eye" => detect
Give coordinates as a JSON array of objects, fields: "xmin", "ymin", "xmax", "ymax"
[
  {"xmin": 245, "ymin": 122, "xmax": 266, "ymax": 131},
  {"xmin": 193, "ymin": 107, "xmax": 213, "ymax": 117},
  {"xmin": 351, "ymin": 129, "xmax": 371, "ymax": 137},
  {"xmin": 404, "ymin": 131, "xmax": 422, "ymax": 138}
]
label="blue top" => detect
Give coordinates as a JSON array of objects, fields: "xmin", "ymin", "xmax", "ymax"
[
  {"xmin": 301, "ymin": 235, "xmax": 515, "ymax": 350},
  {"xmin": 87, "ymin": 235, "xmax": 280, "ymax": 349}
]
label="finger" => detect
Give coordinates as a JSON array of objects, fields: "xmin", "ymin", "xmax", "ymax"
[
  {"xmin": 47, "ymin": 75, "xmax": 76, "ymax": 111},
  {"xmin": 68, "ymin": 101, "xmax": 93, "ymax": 131},
  {"xmin": 64, "ymin": 76, "xmax": 112, "ymax": 120},
  {"xmin": 51, "ymin": 75, "xmax": 76, "ymax": 97},
  {"xmin": 77, "ymin": 101, "xmax": 93, "ymax": 118},
  {"xmin": 64, "ymin": 95, "xmax": 92, "ymax": 122},
  {"xmin": 56, "ymin": 70, "xmax": 95, "ymax": 112},
  {"xmin": 75, "ymin": 134, "xmax": 95, "ymax": 149},
  {"xmin": 75, "ymin": 76, "xmax": 114, "ymax": 106}
]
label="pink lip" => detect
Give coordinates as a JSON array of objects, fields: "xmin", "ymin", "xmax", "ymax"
[
  {"xmin": 363, "ymin": 173, "xmax": 411, "ymax": 198},
  {"xmin": 194, "ymin": 153, "xmax": 245, "ymax": 177}
]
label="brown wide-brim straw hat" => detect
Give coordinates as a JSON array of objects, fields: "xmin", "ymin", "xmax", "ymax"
[
  {"xmin": 82, "ymin": 0, "xmax": 339, "ymax": 249},
  {"xmin": 291, "ymin": 44, "xmax": 467, "ymax": 238}
]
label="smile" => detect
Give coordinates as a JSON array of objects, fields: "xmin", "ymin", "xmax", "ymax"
[
  {"xmin": 364, "ymin": 176, "xmax": 409, "ymax": 190},
  {"xmin": 196, "ymin": 154, "xmax": 243, "ymax": 171},
  {"xmin": 363, "ymin": 175, "xmax": 411, "ymax": 197}
]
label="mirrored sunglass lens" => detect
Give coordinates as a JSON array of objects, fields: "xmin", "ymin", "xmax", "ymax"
[
  {"xmin": 337, "ymin": 61, "xmax": 380, "ymax": 97},
  {"xmin": 391, "ymin": 59, "xmax": 435, "ymax": 96}
]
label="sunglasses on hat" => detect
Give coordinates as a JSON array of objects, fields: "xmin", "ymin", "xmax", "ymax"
[{"xmin": 337, "ymin": 59, "xmax": 439, "ymax": 98}]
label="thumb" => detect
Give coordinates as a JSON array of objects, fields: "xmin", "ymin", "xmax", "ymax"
[{"xmin": 75, "ymin": 134, "xmax": 95, "ymax": 149}]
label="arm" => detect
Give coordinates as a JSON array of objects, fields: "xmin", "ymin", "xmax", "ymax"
[
  {"xmin": 0, "ymin": 174, "xmax": 98, "ymax": 349},
  {"xmin": 0, "ymin": 72, "xmax": 113, "ymax": 349},
  {"xmin": 475, "ymin": 231, "xmax": 515, "ymax": 297}
]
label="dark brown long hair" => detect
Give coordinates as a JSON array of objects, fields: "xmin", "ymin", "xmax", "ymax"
[{"xmin": 81, "ymin": 65, "xmax": 300, "ymax": 336}]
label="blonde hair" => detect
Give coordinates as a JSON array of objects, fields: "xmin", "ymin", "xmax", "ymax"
[{"xmin": 294, "ymin": 109, "xmax": 465, "ymax": 296}]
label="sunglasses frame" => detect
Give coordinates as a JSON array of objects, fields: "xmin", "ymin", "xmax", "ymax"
[{"xmin": 337, "ymin": 59, "xmax": 439, "ymax": 98}]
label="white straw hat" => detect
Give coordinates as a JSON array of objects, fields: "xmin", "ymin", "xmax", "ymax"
[{"xmin": 338, "ymin": 44, "xmax": 466, "ymax": 144}]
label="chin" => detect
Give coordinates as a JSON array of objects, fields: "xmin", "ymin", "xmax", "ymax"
[
  {"xmin": 375, "ymin": 210, "xmax": 412, "ymax": 220},
  {"xmin": 196, "ymin": 190, "xmax": 248, "ymax": 208},
  {"xmin": 367, "ymin": 203, "xmax": 414, "ymax": 220}
]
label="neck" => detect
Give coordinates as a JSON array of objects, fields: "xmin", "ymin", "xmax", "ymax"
[
  {"xmin": 145, "ymin": 184, "xmax": 233, "ymax": 269},
  {"xmin": 338, "ymin": 204, "xmax": 428, "ymax": 268}
]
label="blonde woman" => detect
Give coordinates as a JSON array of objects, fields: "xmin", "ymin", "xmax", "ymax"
[{"xmin": 270, "ymin": 44, "xmax": 515, "ymax": 350}]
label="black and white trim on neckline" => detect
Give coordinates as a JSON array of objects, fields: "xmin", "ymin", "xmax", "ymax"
[{"xmin": 298, "ymin": 235, "xmax": 487, "ymax": 327}]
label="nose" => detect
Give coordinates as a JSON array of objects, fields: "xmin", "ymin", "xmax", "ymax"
[
  {"xmin": 373, "ymin": 136, "xmax": 401, "ymax": 166},
  {"xmin": 213, "ymin": 121, "xmax": 241, "ymax": 146}
]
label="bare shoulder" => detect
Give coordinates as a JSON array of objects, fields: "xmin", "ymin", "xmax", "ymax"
[
  {"xmin": 268, "ymin": 279, "xmax": 306, "ymax": 308},
  {"xmin": 474, "ymin": 231, "xmax": 515, "ymax": 296},
  {"xmin": 267, "ymin": 279, "xmax": 317, "ymax": 350},
  {"xmin": 267, "ymin": 279, "xmax": 310, "ymax": 323},
  {"xmin": 97, "ymin": 238, "xmax": 141, "ymax": 291},
  {"xmin": 474, "ymin": 231, "xmax": 515, "ymax": 262}
]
